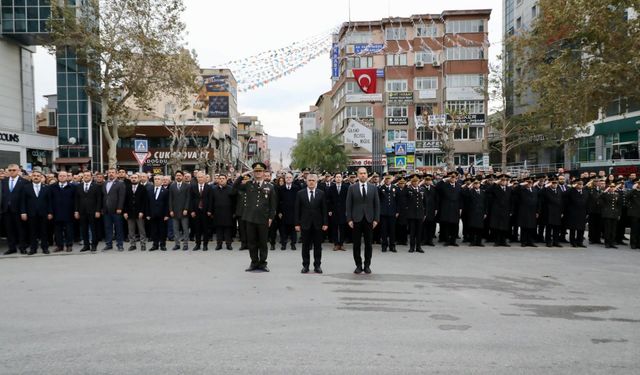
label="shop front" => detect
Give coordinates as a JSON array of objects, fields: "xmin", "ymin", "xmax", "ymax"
[{"xmin": 0, "ymin": 130, "xmax": 57, "ymax": 172}]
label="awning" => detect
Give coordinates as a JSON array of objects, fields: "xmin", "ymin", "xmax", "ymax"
[
  {"xmin": 592, "ymin": 116, "xmax": 640, "ymax": 136},
  {"xmin": 54, "ymin": 157, "xmax": 92, "ymax": 164}
]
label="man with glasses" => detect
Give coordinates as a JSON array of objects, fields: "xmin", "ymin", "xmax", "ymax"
[{"xmin": 2, "ymin": 164, "xmax": 29, "ymax": 255}]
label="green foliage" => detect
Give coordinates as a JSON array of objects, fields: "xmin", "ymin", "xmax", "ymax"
[
  {"xmin": 513, "ymin": 0, "xmax": 640, "ymax": 137},
  {"xmin": 291, "ymin": 131, "xmax": 349, "ymax": 172}
]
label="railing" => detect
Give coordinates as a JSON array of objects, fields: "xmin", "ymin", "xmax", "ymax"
[
  {"xmin": 501, "ymin": 162, "xmax": 567, "ymax": 176},
  {"xmin": 578, "ymin": 159, "xmax": 640, "ymax": 168}
]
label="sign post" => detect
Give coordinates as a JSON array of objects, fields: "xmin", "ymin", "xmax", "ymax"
[{"xmin": 133, "ymin": 139, "xmax": 149, "ymax": 173}]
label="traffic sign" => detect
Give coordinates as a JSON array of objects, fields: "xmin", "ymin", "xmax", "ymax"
[
  {"xmin": 133, "ymin": 151, "xmax": 151, "ymax": 166},
  {"xmin": 134, "ymin": 139, "xmax": 148, "ymax": 153}
]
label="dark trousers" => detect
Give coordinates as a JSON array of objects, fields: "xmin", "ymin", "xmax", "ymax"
[
  {"xmin": 331, "ymin": 221, "xmax": 347, "ymax": 245},
  {"xmin": 588, "ymin": 213, "xmax": 602, "ymax": 243},
  {"xmin": 149, "ymin": 217, "xmax": 167, "ymax": 246},
  {"xmin": 442, "ymin": 222, "xmax": 459, "ymax": 245},
  {"xmin": 4, "ymin": 212, "xmax": 26, "ymax": 251},
  {"xmin": 570, "ymin": 229, "xmax": 585, "ymax": 245},
  {"xmin": 192, "ymin": 211, "xmax": 210, "ymax": 245},
  {"xmin": 407, "ymin": 218, "xmax": 422, "ymax": 250},
  {"xmin": 103, "ymin": 213, "xmax": 124, "ymax": 248},
  {"xmin": 536, "ymin": 222, "xmax": 546, "ymax": 242},
  {"xmin": 238, "ymin": 219, "xmax": 248, "ymax": 246},
  {"xmin": 520, "ymin": 227, "xmax": 536, "ymax": 245},
  {"xmin": 629, "ymin": 217, "xmax": 640, "ymax": 249},
  {"xmin": 380, "ymin": 215, "xmax": 396, "ymax": 248},
  {"xmin": 54, "ymin": 221, "xmax": 74, "ymax": 247},
  {"xmin": 545, "ymin": 224, "xmax": 561, "ymax": 245},
  {"xmin": 246, "ymin": 221, "xmax": 269, "ymax": 267},
  {"xmin": 493, "ymin": 228, "xmax": 508, "ymax": 245},
  {"xmin": 396, "ymin": 221, "xmax": 407, "ymax": 245},
  {"xmin": 279, "ymin": 223, "xmax": 297, "ymax": 245},
  {"xmin": 616, "ymin": 214, "xmax": 627, "ymax": 243},
  {"xmin": 602, "ymin": 218, "xmax": 617, "ymax": 246},
  {"xmin": 352, "ymin": 220, "xmax": 373, "ymax": 267},
  {"xmin": 301, "ymin": 226, "xmax": 323, "ymax": 268},
  {"xmin": 28, "ymin": 215, "xmax": 49, "ymax": 251},
  {"xmin": 423, "ymin": 219, "xmax": 436, "ymax": 244},
  {"xmin": 268, "ymin": 218, "xmax": 279, "ymax": 245},
  {"xmin": 216, "ymin": 225, "xmax": 232, "ymax": 244},
  {"xmin": 469, "ymin": 227, "xmax": 483, "ymax": 245},
  {"xmin": 79, "ymin": 214, "xmax": 97, "ymax": 248}
]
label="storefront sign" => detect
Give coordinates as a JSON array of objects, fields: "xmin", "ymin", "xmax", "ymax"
[
  {"xmin": 394, "ymin": 143, "xmax": 407, "ymax": 156},
  {"xmin": 388, "ymin": 117, "xmax": 409, "ymax": 126},
  {"xmin": 0, "ymin": 132, "xmax": 19, "ymax": 143},
  {"xmin": 354, "ymin": 43, "xmax": 384, "ymax": 54},
  {"xmin": 416, "ymin": 140, "xmax": 442, "ymax": 151},
  {"xmin": 388, "ymin": 92, "xmax": 413, "ymax": 103},
  {"xmin": 343, "ymin": 119, "xmax": 373, "ymax": 151},
  {"xmin": 349, "ymin": 158, "xmax": 386, "ymax": 167},
  {"xmin": 345, "ymin": 93, "xmax": 383, "ymax": 103}
]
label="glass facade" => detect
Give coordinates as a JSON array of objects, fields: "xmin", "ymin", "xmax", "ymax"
[{"xmin": 1, "ymin": 0, "xmax": 52, "ymax": 35}]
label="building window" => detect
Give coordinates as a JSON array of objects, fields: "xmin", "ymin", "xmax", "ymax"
[
  {"xmin": 445, "ymin": 19, "xmax": 484, "ymax": 33},
  {"xmin": 516, "ymin": 17, "xmax": 522, "ymax": 29},
  {"xmin": 445, "ymin": 47, "xmax": 484, "ymax": 60},
  {"xmin": 578, "ymin": 137, "xmax": 596, "ymax": 162},
  {"xmin": 453, "ymin": 127, "xmax": 484, "ymax": 140},
  {"xmin": 386, "ymin": 106, "xmax": 408, "ymax": 117},
  {"xmin": 415, "ymin": 51, "xmax": 435, "ymax": 63},
  {"xmin": 385, "ymin": 27, "xmax": 407, "ymax": 40},
  {"xmin": 386, "ymin": 79, "xmax": 408, "ymax": 92},
  {"xmin": 414, "ymin": 77, "xmax": 438, "ymax": 90},
  {"xmin": 531, "ymin": 5, "xmax": 538, "ymax": 18},
  {"xmin": 417, "ymin": 128, "xmax": 436, "ymax": 141},
  {"xmin": 386, "ymin": 54, "xmax": 408, "ymax": 66},
  {"xmin": 416, "ymin": 103, "xmax": 435, "ymax": 117},
  {"xmin": 446, "ymin": 100, "xmax": 485, "ymax": 114},
  {"xmin": 346, "ymin": 106, "xmax": 373, "ymax": 118},
  {"xmin": 345, "ymin": 31, "xmax": 373, "ymax": 44},
  {"xmin": 415, "ymin": 24, "xmax": 438, "ymax": 37},
  {"xmin": 446, "ymin": 74, "xmax": 484, "ymax": 87},
  {"xmin": 346, "ymin": 56, "xmax": 374, "ymax": 70},
  {"xmin": 345, "ymin": 81, "xmax": 359, "ymax": 94},
  {"xmin": 48, "ymin": 111, "xmax": 57, "ymax": 127}
]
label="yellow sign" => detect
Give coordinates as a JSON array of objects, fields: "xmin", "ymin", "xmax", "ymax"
[{"xmin": 407, "ymin": 155, "xmax": 415, "ymax": 164}]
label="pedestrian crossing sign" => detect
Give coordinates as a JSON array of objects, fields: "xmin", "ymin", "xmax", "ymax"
[{"xmin": 134, "ymin": 139, "xmax": 148, "ymax": 153}]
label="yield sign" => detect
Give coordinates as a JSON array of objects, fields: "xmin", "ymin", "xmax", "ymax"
[{"xmin": 133, "ymin": 151, "xmax": 151, "ymax": 166}]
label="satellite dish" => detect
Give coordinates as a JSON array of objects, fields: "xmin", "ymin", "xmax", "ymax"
[{"xmin": 68, "ymin": 137, "xmax": 77, "ymax": 145}]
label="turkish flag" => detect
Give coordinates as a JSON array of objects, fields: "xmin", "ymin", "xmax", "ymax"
[{"xmin": 353, "ymin": 69, "xmax": 377, "ymax": 94}]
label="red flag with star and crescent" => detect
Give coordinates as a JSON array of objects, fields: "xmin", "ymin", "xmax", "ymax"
[{"xmin": 352, "ymin": 69, "xmax": 377, "ymax": 94}]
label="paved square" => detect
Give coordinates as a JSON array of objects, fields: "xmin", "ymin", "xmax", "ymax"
[{"xmin": 1, "ymin": 243, "xmax": 639, "ymax": 374}]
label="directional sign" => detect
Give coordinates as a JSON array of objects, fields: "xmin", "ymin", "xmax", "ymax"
[
  {"xmin": 134, "ymin": 139, "xmax": 148, "ymax": 153},
  {"xmin": 133, "ymin": 151, "xmax": 151, "ymax": 166}
]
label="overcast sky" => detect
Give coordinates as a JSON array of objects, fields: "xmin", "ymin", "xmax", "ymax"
[{"xmin": 33, "ymin": 0, "xmax": 502, "ymax": 138}]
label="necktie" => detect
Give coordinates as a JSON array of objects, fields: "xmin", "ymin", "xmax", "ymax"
[
  {"xmin": 60, "ymin": 183, "xmax": 64, "ymax": 189},
  {"xmin": 310, "ymin": 190, "xmax": 314, "ymax": 202},
  {"xmin": 502, "ymin": 187, "xmax": 505, "ymax": 192},
  {"xmin": 178, "ymin": 183, "xmax": 181, "ymax": 190},
  {"xmin": 155, "ymin": 187, "xmax": 159, "ymax": 199},
  {"xmin": 35, "ymin": 185, "xmax": 40, "ymax": 197},
  {"xmin": 85, "ymin": 183, "xmax": 89, "ymax": 193},
  {"xmin": 361, "ymin": 184, "xmax": 366, "ymax": 200},
  {"xmin": 9, "ymin": 178, "xmax": 15, "ymax": 192},
  {"xmin": 337, "ymin": 185, "xmax": 340, "ymax": 194},
  {"xmin": 199, "ymin": 185, "xmax": 203, "ymax": 194},
  {"xmin": 133, "ymin": 185, "xmax": 137, "ymax": 193}
]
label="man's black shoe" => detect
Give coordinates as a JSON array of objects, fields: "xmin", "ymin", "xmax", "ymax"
[
  {"xmin": 149, "ymin": 246, "xmax": 159, "ymax": 251},
  {"xmin": 260, "ymin": 266, "xmax": 270, "ymax": 272},
  {"xmin": 408, "ymin": 249, "xmax": 415, "ymax": 253},
  {"xmin": 416, "ymin": 248, "xmax": 425, "ymax": 253},
  {"xmin": 314, "ymin": 267, "xmax": 323, "ymax": 274},
  {"xmin": 245, "ymin": 266, "xmax": 258, "ymax": 272},
  {"xmin": 364, "ymin": 267, "xmax": 372, "ymax": 274},
  {"xmin": 270, "ymin": 243, "xmax": 275, "ymax": 251},
  {"xmin": 290, "ymin": 244, "xmax": 296, "ymax": 250},
  {"xmin": 172, "ymin": 245, "xmax": 180, "ymax": 251},
  {"xmin": 354, "ymin": 266, "xmax": 363, "ymax": 274},
  {"xmin": 203, "ymin": 245, "xmax": 208, "ymax": 251},
  {"xmin": 80, "ymin": 247, "xmax": 90, "ymax": 252},
  {"xmin": 3, "ymin": 250, "xmax": 17, "ymax": 255},
  {"xmin": 215, "ymin": 244, "xmax": 223, "ymax": 250},
  {"xmin": 390, "ymin": 247, "xmax": 397, "ymax": 253},
  {"xmin": 43, "ymin": 249, "xmax": 50, "ymax": 254},
  {"xmin": 281, "ymin": 244, "xmax": 287, "ymax": 250},
  {"xmin": 193, "ymin": 244, "xmax": 201, "ymax": 251},
  {"xmin": 226, "ymin": 244, "xmax": 233, "ymax": 250},
  {"xmin": 301, "ymin": 267, "xmax": 309, "ymax": 274}
]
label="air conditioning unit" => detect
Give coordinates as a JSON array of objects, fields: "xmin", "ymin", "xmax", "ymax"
[
  {"xmin": 353, "ymin": 142, "xmax": 360, "ymax": 148},
  {"xmin": 346, "ymin": 45, "xmax": 355, "ymax": 54},
  {"xmin": 432, "ymin": 60, "xmax": 441, "ymax": 67},
  {"xmin": 415, "ymin": 61, "xmax": 424, "ymax": 68}
]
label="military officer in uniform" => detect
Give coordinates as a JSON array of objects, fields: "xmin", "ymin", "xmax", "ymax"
[
  {"xmin": 599, "ymin": 183, "xmax": 622, "ymax": 249},
  {"xmin": 378, "ymin": 174, "xmax": 399, "ymax": 253},
  {"xmin": 233, "ymin": 162, "xmax": 277, "ymax": 272},
  {"xmin": 626, "ymin": 179, "xmax": 640, "ymax": 249},
  {"xmin": 406, "ymin": 175, "xmax": 426, "ymax": 253}
]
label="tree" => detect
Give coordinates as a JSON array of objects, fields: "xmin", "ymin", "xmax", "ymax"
[
  {"xmin": 422, "ymin": 109, "xmax": 468, "ymax": 171},
  {"xmin": 163, "ymin": 117, "xmax": 191, "ymax": 174},
  {"xmin": 513, "ymin": 0, "xmax": 640, "ymax": 137},
  {"xmin": 291, "ymin": 131, "xmax": 349, "ymax": 172},
  {"xmin": 46, "ymin": 0, "xmax": 199, "ymax": 169},
  {"xmin": 487, "ymin": 56, "xmax": 549, "ymax": 170},
  {"xmin": 192, "ymin": 129, "xmax": 217, "ymax": 173}
]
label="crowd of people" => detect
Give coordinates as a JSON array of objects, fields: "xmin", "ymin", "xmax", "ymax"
[{"xmin": 1, "ymin": 163, "xmax": 639, "ymax": 274}]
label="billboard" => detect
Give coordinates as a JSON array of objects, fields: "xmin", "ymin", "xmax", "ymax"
[
  {"xmin": 331, "ymin": 43, "xmax": 339, "ymax": 78},
  {"xmin": 208, "ymin": 96, "xmax": 229, "ymax": 118}
]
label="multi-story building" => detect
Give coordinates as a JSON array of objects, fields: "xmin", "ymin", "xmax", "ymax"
[
  {"xmin": 329, "ymin": 10, "xmax": 491, "ymax": 172},
  {"xmin": 298, "ymin": 106, "xmax": 319, "ymax": 139},
  {"xmin": 0, "ymin": 1, "xmax": 59, "ymax": 170},
  {"xmin": 238, "ymin": 115, "xmax": 269, "ymax": 169}
]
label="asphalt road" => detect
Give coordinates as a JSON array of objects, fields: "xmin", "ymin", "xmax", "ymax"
[{"xmin": 1, "ymin": 242, "xmax": 639, "ymax": 374}]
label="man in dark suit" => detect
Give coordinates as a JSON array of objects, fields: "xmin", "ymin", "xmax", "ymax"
[
  {"xmin": 463, "ymin": 178, "xmax": 487, "ymax": 246},
  {"xmin": 564, "ymin": 180, "xmax": 588, "ymax": 247},
  {"xmin": 21, "ymin": 170, "xmax": 53, "ymax": 255},
  {"xmin": 169, "ymin": 170, "xmax": 191, "ymax": 251},
  {"xmin": 295, "ymin": 174, "xmax": 328, "ymax": 274},
  {"xmin": 345, "ymin": 167, "xmax": 380, "ymax": 274},
  {"xmin": 277, "ymin": 172, "xmax": 299, "ymax": 250},
  {"xmin": 51, "ymin": 171, "xmax": 76, "ymax": 252},
  {"xmin": 74, "ymin": 171, "xmax": 103, "ymax": 252},
  {"xmin": 124, "ymin": 173, "xmax": 149, "ymax": 251},
  {"xmin": 147, "ymin": 175, "xmax": 170, "ymax": 251},
  {"xmin": 190, "ymin": 171, "xmax": 212, "ymax": 251},
  {"xmin": 487, "ymin": 174, "xmax": 513, "ymax": 247},
  {"xmin": 209, "ymin": 174, "xmax": 235, "ymax": 250},
  {"xmin": 327, "ymin": 173, "xmax": 349, "ymax": 251},
  {"xmin": 422, "ymin": 175, "xmax": 438, "ymax": 246},
  {"xmin": 2, "ymin": 164, "xmax": 29, "ymax": 255},
  {"xmin": 436, "ymin": 172, "xmax": 463, "ymax": 246},
  {"xmin": 542, "ymin": 178, "xmax": 564, "ymax": 247},
  {"xmin": 405, "ymin": 175, "xmax": 426, "ymax": 253},
  {"xmin": 516, "ymin": 178, "xmax": 539, "ymax": 247},
  {"xmin": 102, "ymin": 168, "xmax": 126, "ymax": 251}
]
